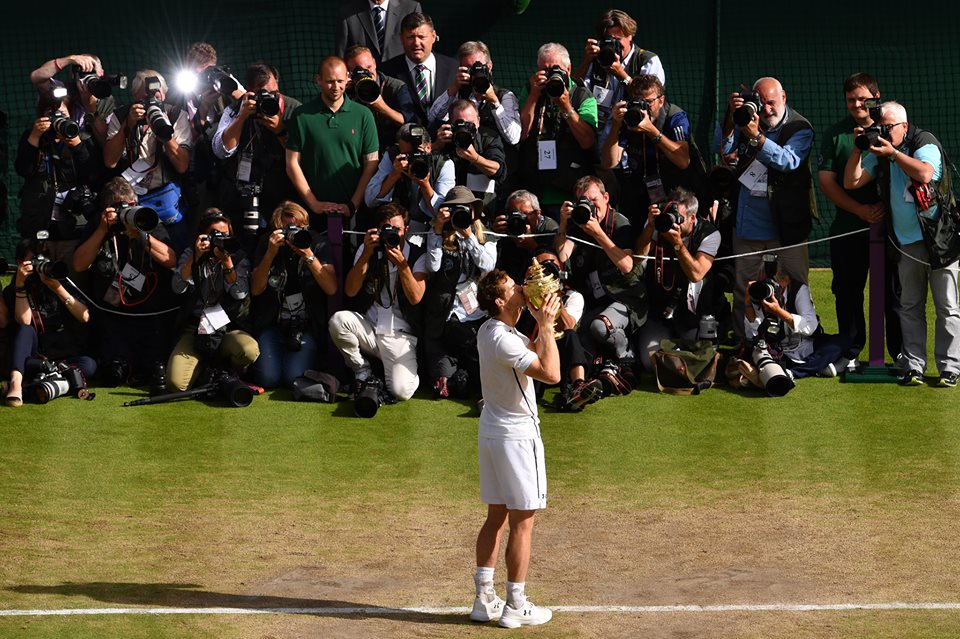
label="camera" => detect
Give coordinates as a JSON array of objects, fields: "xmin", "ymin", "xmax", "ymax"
[
  {"xmin": 46, "ymin": 110, "xmax": 80, "ymax": 140},
  {"xmin": 469, "ymin": 61, "xmax": 492, "ymax": 94},
  {"xmin": 854, "ymin": 99, "xmax": 891, "ymax": 151},
  {"xmin": 283, "ymin": 224, "xmax": 312, "ymax": 249},
  {"xmin": 505, "ymin": 210, "xmax": 528, "ymax": 236},
  {"xmin": 748, "ymin": 253, "xmax": 780, "ymax": 301},
  {"xmin": 208, "ymin": 230, "xmax": 241, "ymax": 254},
  {"xmin": 28, "ymin": 358, "xmax": 88, "ymax": 404},
  {"xmin": 733, "ymin": 89, "xmax": 762, "ymax": 128},
  {"xmin": 240, "ymin": 183, "xmax": 262, "ymax": 238},
  {"xmin": 350, "ymin": 67, "xmax": 381, "ymax": 103},
  {"xmin": 538, "ymin": 258, "xmax": 563, "ymax": 281},
  {"xmin": 114, "ymin": 202, "xmax": 159, "ymax": 233},
  {"xmin": 61, "ymin": 185, "xmax": 98, "ymax": 223},
  {"xmin": 355, "ymin": 376, "xmax": 385, "ymax": 418},
  {"xmin": 100, "ymin": 357, "xmax": 131, "ymax": 387},
  {"xmin": 452, "ymin": 119, "xmax": 477, "ymax": 150},
  {"xmin": 751, "ymin": 340, "xmax": 794, "ymax": 396},
  {"xmin": 75, "ymin": 68, "xmax": 128, "ymax": 99},
  {"xmin": 622, "ymin": 98, "xmax": 649, "ymax": 128},
  {"xmin": 252, "ymin": 89, "xmax": 281, "ymax": 117},
  {"xmin": 377, "ymin": 224, "xmax": 402, "ymax": 249},
  {"xmin": 32, "ymin": 253, "xmax": 68, "ymax": 280},
  {"xmin": 407, "ymin": 151, "xmax": 430, "ymax": 180},
  {"xmin": 571, "ymin": 197, "xmax": 595, "ymax": 225},
  {"xmin": 200, "ymin": 65, "xmax": 238, "ymax": 97},
  {"xmin": 544, "ymin": 65, "xmax": 569, "ymax": 99},
  {"xmin": 596, "ymin": 35, "xmax": 623, "ymax": 68},
  {"xmin": 654, "ymin": 201, "xmax": 684, "ymax": 234},
  {"xmin": 280, "ymin": 317, "xmax": 306, "ymax": 352},
  {"xmin": 142, "ymin": 97, "xmax": 174, "ymax": 142},
  {"xmin": 448, "ymin": 204, "xmax": 475, "ymax": 231}
]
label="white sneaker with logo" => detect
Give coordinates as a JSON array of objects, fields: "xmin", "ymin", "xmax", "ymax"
[
  {"xmin": 469, "ymin": 594, "xmax": 504, "ymax": 622},
  {"xmin": 498, "ymin": 600, "xmax": 553, "ymax": 628}
]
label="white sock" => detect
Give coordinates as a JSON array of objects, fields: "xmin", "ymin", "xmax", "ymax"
[
  {"xmin": 506, "ymin": 581, "xmax": 526, "ymax": 609},
  {"xmin": 475, "ymin": 566, "xmax": 495, "ymax": 598}
]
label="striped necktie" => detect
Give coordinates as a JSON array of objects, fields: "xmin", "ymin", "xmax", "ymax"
[
  {"xmin": 373, "ymin": 6, "xmax": 386, "ymax": 54},
  {"xmin": 414, "ymin": 64, "xmax": 430, "ymax": 107}
]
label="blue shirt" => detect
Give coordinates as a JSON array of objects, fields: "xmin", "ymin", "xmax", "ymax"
[
  {"xmin": 862, "ymin": 144, "xmax": 942, "ymax": 245},
  {"xmin": 721, "ymin": 108, "xmax": 815, "ymax": 241}
]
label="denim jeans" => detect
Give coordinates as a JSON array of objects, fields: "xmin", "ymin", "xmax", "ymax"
[{"xmin": 250, "ymin": 325, "xmax": 319, "ymax": 389}]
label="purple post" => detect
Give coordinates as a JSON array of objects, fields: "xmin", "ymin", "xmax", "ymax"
[
  {"xmin": 868, "ymin": 221, "xmax": 886, "ymax": 366},
  {"xmin": 327, "ymin": 213, "xmax": 346, "ymax": 376}
]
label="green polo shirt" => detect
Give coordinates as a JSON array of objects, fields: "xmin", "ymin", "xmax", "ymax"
[
  {"xmin": 286, "ymin": 95, "xmax": 379, "ymax": 202},
  {"xmin": 819, "ymin": 114, "xmax": 880, "ymax": 234}
]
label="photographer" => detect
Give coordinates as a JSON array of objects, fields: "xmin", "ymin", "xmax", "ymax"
[
  {"xmin": 103, "ymin": 70, "xmax": 194, "ymax": 253},
  {"xmin": 212, "ymin": 62, "xmax": 301, "ymax": 253},
  {"xmin": 29, "ymin": 53, "xmax": 115, "ymax": 151},
  {"xmin": 634, "ymin": 188, "xmax": 723, "ymax": 371},
  {"xmin": 493, "ymin": 189, "xmax": 558, "ymax": 284},
  {"xmin": 72, "ymin": 177, "xmax": 178, "ymax": 386},
  {"xmin": 572, "ymin": 9, "xmax": 664, "ymax": 140},
  {"xmin": 3, "ymin": 238, "xmax": 93, "ymax": 407},
  {"xmin": 600, "ymin": 74, "xmax": 708, "ymax": 221},
  {"xmin": 364, "ymin": 123, "xmax": 455, "ymax": 231},
  {"xmin": 249, "ymin": 201, "xmax": 337, "ymax": 390},
  {"xmin": 329, "ymin": 203, "xmax": 428, "ymax": 402},
  {"xmin": 423, "ymin": 187, "xmax": 496, "ymax": 399},
  {"xmin": 344, "ymin": 45, "xmax": 415, "ymax": 154},
  {"xmin": 844, "ymin": 101, "xmax": 960, "ymax": 387},
  {"xmin": 555, "ymin": 176, "xmax": 645, "ymax": 377},
  {"xmin": 519, "ymin": 43, "xmax": 598, "ymax": 218},
  {"xmin": 744, "ymin": 261, "xmax": 850, "ymax": 379},
  {"xmin": 720, "ymin": 77, "xmax": 815, "ymax": 342},
  {"xmin": 167, "ymin": 210, "xmax": 258, "ymax": 392},
  {"xmin": 15, "ymin": 82, "xmax": 102, "ymax": 268},
  {"xmin": 434, "ymin": 99, "xmax": 506, "ymax": 216}
]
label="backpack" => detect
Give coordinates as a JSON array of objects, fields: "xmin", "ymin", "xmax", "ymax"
[{"xmin": 649, "ymin": 339, "xmax": 720, "ymax": 395}]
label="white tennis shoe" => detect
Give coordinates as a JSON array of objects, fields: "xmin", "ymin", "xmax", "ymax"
[{"xmin": 498, "ymin": 600, "xmax": 553, "ymax": 628}]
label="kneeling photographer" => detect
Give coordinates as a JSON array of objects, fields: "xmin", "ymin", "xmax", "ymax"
[
  {"xmin": 167, "ymin": 210, "xmax": 259, "ymax": 392},
  {"xmin": 634, "ymin": 188, "xmax": 724, "ymax": 372},
  {"xmin": 744, "ymin": 255, "xmax": 851, "ymax": 386},
  {"xmin": 248, "ymin": 201, "xmax": 337, "ymax": 390},
  {"xmin": 423, "ymin": 187, "xmax": 496, "ymax": 399},
  {"xmin": 212, "ymin": 62, "xmax": 301, "ymax": 254},
  {"xmin": 72, "ymin": 177, "xmax": 178, "ymax": 386},
  {"xmin": 364, "ymin": 123, "xmax": 455, "ymax": 232},
  {"xmin": 3, "ymin": 238, "xmax": 93, "ymax": 407}
]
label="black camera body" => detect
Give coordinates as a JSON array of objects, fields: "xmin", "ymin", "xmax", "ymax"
[
  {"xmin": 733, "ymin": 89, "xmax": 762, "ymax": 127},
  {"xmin": 355, "ymin": 376, "xmax": 386, "ymax": 418},
  {"xmin": 854, "ymin": 99, "xmax": 891, "ymax": 151},
  {"xmin": 505, "ymin": 211, "xmax": 528, "ymax": 236},
  {"xmin": 208, "ymin": 230, "xmax": 241, "ymax": 254},
  {"xmin": 252, "ymin": 89, "xmax": 281, "ymax": 117},
  {"xmin": 75, "ymin": 67, "xmax": 127, "ymax": 99},
  {"xmin": 32, "ymin": 253, "xmax": 68, "ymax": 280},
  {"xmin": 350, "ymin": 67, "xmax": 381, "ymax": 103},
  {"xmin": 378, "ymin": 224, "xmax": 402, "ymax": 250},
  {"xmin": 47, "ymin": 110, "xmax": 80, "ymax": 140},
  {"xmin": 748, "ymin": 279, "xmax": 781, "ymax": 303},
  {"xmin": 115, "ymin": 202, "xmax": 159, "ymax": 233},
  {"xmin": 283, "ymin": 224, "xmax": 312, "ymax": 249},
  {"xmin": 448, "ymin": 204, "xmax": 475, "ymax": 231},
  {"xmin": 61, "ymin": 185, "xmax": 98, "ymax": 224},
  {"xmin": 596, "ymin": 35, "xmax": 623, "ymax": 68},
  {"xmin": 407, "ymin": 151, "xmax": 430, "ymax": 180},
  {"xmin": 26, "ymin": 357, "xmax": 88, "ymax": 403},
  {"xmin": 623, "ymin": 98, "xmax": 650, "ymax": 128},
  {"xmin": 141, "ymin": 95, "xmax": 174, "ymax": 142},
  {"xmin": 654, "ymin": 201, "xmax": 684, "ymax": 234},
  {"xmin": 280, "ymin": 316, "xmax": 306, "ymax": 352},
  {"xmin": 469, "ymin": 61, "xmax": 492, "ymax": 94},
  {"xmin": 544, "ymin": 65, "xmax": 569, "ymax": 99},
  {"xmin": 571, "ymin": 197, "xmax": 596, "ymax": 225},
  {"xmin": 200, "ymin": 66, "xmax": 238, "ymax": 97},
  {"xmin": 452, "ymin": 120, "xmax": 477, "ymax": 150}
]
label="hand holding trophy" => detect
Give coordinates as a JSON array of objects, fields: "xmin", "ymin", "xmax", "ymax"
[{"xmin": 523, "ymin": 257, "xmax": 563, "ymax": 340}]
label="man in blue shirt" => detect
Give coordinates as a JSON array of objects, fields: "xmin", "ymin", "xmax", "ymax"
[
  {"xmin": 720, "ymin": 77, "xmax": 815, "ymax": 342},
  {"xmin": 843, "ymin": 101, "xmax": 960, "ymax": 387}
]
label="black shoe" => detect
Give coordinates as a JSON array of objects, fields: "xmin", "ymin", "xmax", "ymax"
[
  {"xmin": 899, "ymin": 370, "xmax": 923, "ymax": 386},
  {"xmin": 937, "ymin": 371, "xmax": 958, "ymax": 388}
]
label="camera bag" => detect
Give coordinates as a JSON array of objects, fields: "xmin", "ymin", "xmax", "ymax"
[{"xmin": 650, "ymin": 338, "xmax": 719, "ymax": 395}]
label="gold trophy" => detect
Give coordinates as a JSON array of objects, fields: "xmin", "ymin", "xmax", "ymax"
[{"xmin": 523, "ymin": 258, "xmax": 563, "ymax": 340}]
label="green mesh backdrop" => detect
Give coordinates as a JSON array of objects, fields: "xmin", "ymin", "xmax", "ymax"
[{"xmin": 2, "ymin": 0, "xmax": 959, "ymax": 267}]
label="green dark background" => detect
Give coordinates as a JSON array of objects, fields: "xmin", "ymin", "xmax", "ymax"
[{"xmin": 1, "ymin": 0, "xmax": 957, "ymax": 266}]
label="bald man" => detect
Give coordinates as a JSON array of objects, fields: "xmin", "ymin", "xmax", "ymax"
[
  {"xmin": 286, "ymin": 56, "xmax": 380, "ymax": 229},
  {"xmin": 720, "ymin": 77, "xmax": 815, "ymax": 342}
]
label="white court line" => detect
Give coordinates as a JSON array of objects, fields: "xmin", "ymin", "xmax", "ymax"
[{"xmin": 3, "ymin": 603, "xmax": 960, "ymax": 617}]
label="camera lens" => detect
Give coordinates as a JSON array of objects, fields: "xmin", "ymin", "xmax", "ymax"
[
  {"xmin": 119, "ymin": 205, "xmax": 159, "ymax": 233},
  {"xmin": 506, "ymin": 212, "xmax": 528, "ymax": 236},
  {"xmin": 255, "ymin": 90, "xmax": 281, "ymax": 117},
  {"xmin": 748, "ymin": 280, "xmax": 775, "ymax": 301},
  {"xmin": 571, "ymin": 198, "xmax": 594, "ymax": 225},
  {"xmin": 450, "ymin": 204, "xmax": 474, "ymax": 230},
  {"xmin": 623, "ymin": 100, "xmax": 647, "ymax": 128},
  {"xmin": 284, "ymin": 225, "xmax": 312, "ymax": 249},
  {"xmin": 408, "ymin": 153, "xmax": 430, "ymax": 180},
  {"xmin": 733, "ymin": 101, "xmax": 758, "ymax": 128},
  {"xmin": 49, "ymin": 112, "xmax": 80, "ymax": 140}
]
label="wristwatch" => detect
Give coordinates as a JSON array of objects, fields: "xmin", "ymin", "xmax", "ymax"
[
  {"xmin": 748, "ymin": 133, "xmax": 763, "ymax": 148},
  {"xmin": 305, "ymin": 255, "xmax": 316, "ymax": 264},
  {"xmin": 652, "ymin": 132, "xmax": 663, "ymax": 144}
]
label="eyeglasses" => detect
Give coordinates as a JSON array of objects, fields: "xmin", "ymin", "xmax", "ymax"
[{"xmin": 640, "ymin": 95, "xmax": 663, "ymax": 106}]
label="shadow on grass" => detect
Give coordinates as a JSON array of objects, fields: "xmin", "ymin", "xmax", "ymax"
[{"xmin": 7, "ymin": 582, "xmax": 472, "ymax": 626}]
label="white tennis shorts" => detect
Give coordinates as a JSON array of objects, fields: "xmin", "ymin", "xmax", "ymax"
[{"xmin": 478, "ymin": 436, "xmax": 547, "ymax": 511}]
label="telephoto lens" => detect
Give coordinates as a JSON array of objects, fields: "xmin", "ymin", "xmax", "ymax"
[
  {"xmin": 283, "ymin": 224, "xmax": 312, "ymax": 249},
  {"xmin": 34, "ymin": 378, "xmax": 71, "ymax": 404},
  {"xmin": 469, "ymin": 61, "xmax": 491, "ymax": 93},
  {"xmin": 208, "ymin": 230, "xmax": 242, "ymax": 254},
  {"xmin": 408, "ymin": 152, "xmax": 430, "ymax": 180},
  {"xmin": 571, "ymin": 198, "xmax": 595, "ymax": 225},
  {"xmin": 32, "ymin": 255, "xmax": 68, "ymax": 280},
  {"xmin": 595, "ymin": 35, "xmax": 622, "ymax": 68},
  {"xmin": 243, "ymin": 196, "xmax": 260, "ymax": 238},
  {"xmin": 48, "ymin": 111, "xmax": 80, "ymax": 139},
  {"xmin": 452, "ymin": 120, "xmax": 477, "ymax": 150},
  {"xmin": 354, "ymin": 378, "xmax": 384, "ymax": 418},
  {"xmin": 544, "ymin": 66, "xmax": 568, "ymax": 98},
  {"xmin": 748, "ymin": 280, "xmax": 776, "ymax": 302},
  {"xmin": 116, "ymin": 203, "xmax": 160, "ymax": 233},
  {"xmin": 351, "ymin": 68, "xmax": 381, "ymax": 103},
  {"xmin": 143, "ymin": 99, "xmax": 174, "ymax": 141}
]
